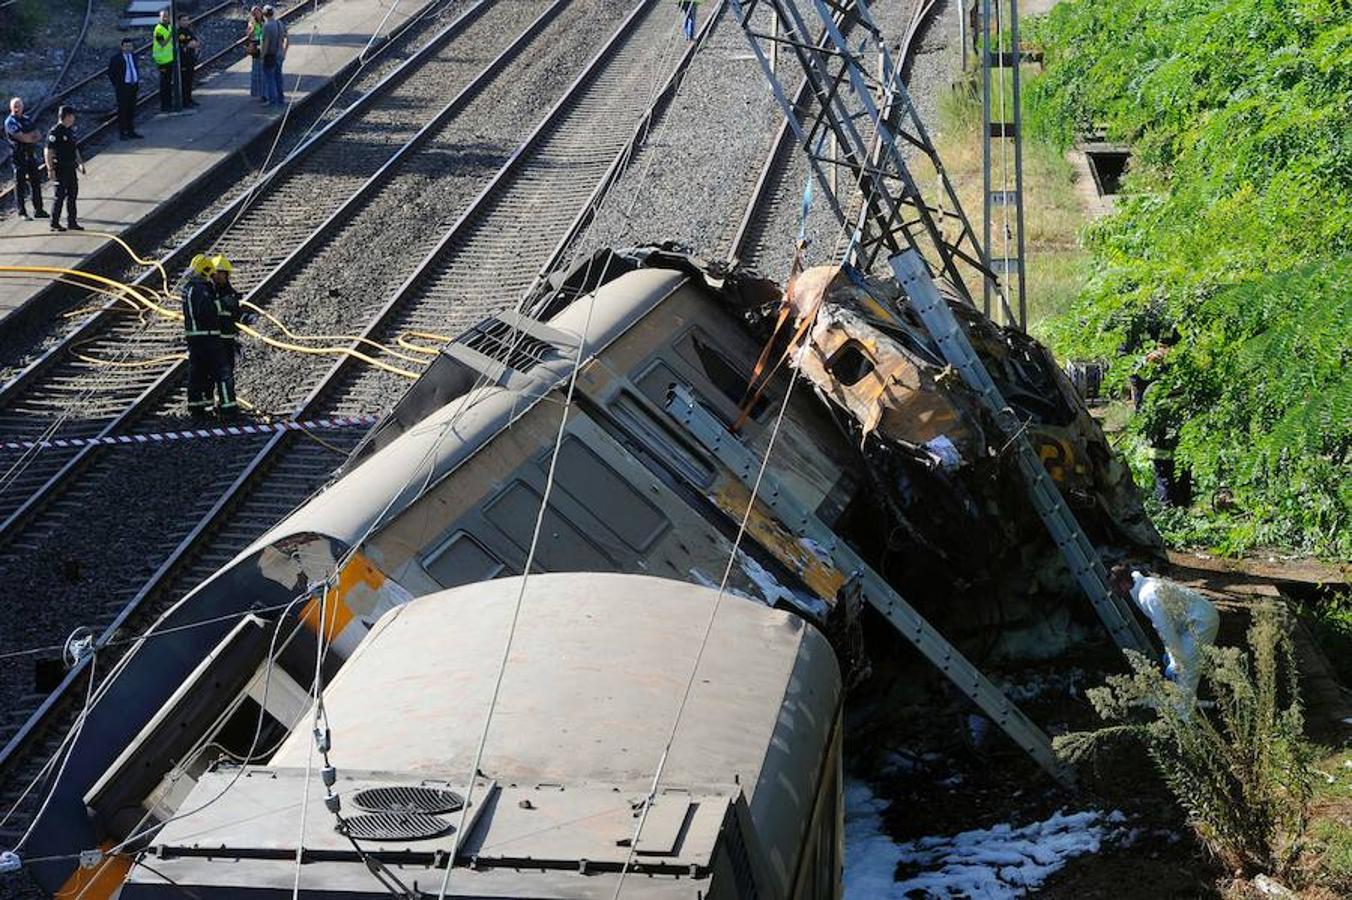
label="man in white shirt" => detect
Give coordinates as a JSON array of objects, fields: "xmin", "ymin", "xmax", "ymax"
[{"xmin": 106, "ymin": 37, "xmax": 144, "ymax": 139}]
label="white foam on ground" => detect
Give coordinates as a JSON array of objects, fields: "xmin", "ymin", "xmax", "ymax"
[{"xmin": 845, "ymin": 779, "xmax": 1121, "ymax": 898}]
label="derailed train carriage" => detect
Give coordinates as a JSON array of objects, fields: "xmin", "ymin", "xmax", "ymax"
[{"xmin": 9, "ymin": 247, "xmax": 1157, "ymax": 897}]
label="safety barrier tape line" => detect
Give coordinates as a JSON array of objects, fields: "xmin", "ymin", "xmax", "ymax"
[{"xmin": 0, "ymin": 415, "xmax": 380, "ymax": 452}]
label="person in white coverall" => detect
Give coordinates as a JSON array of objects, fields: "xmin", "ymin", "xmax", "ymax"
[{"xmin": 1111, "ymin": 565, "xmax": 1220, "ymax": 705}]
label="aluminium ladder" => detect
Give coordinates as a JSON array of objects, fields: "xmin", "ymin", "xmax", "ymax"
[
  {"xmin": 727, "ymin": 0, "xmax": 1153, "ymax": 656},
  {"xmin": 980, "ymin": 0, "xmax": 1029, "ymax": 329},
  {"xmin": 665, "ymin": 385, "xmax": 1075, "ymax": 787},
  {"xmin": 891, "ymin": 251, "xmax": 1153, "ymax": 655}
]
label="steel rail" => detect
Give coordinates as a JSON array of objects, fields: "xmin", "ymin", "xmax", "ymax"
[
  {"xmin": 0, "ymin": 0, "xmax": 463, "ymax": 407},
  {"xmin": 0, "ymin": 0, "xmax": 668, "ymax": 807},
  {"xmin": 0, "ymin": 0, "xmax": 492, "ymax": 546},
  {"xmin": 0, "ymin": 0, "xmax": 922, "ymax": 848},
  {"xmin": 525, "ymin": 0, "xmax": 729, "ymax": 294},
  {"xmin": 0, "ymin": 0, "xmax": 314, "ymax": 207}
]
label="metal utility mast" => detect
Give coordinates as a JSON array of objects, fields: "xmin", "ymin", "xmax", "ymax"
[
  {"xmin": 728, "ymin": 0, "xmax": 998, "ymax": 299},
  {"xmin": 724, "ymin": 0, "xmax": 1157, "ymax": 772},
  {"xmin": 980, "ymin": 0, "xmax": 1029, "ymax": 328}
]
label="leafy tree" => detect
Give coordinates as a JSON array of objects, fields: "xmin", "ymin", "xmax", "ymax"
[{"xmin": 1024, "ymin": 0, "xmax": 1351, "ymax": 556}]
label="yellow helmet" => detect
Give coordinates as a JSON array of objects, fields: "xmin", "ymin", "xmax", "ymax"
[
  {"xmin": 189, "ymin": 253, "xmax": 214, "ymax": 276},
  {"xmin": 210, "ymin": 254, "xmax": 233, "ymax": 274}
]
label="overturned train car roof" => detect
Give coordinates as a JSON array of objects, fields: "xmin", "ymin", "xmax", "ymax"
[{"xmin": 120, "ymin": 573, "xmax": 842, "ymax": 898}]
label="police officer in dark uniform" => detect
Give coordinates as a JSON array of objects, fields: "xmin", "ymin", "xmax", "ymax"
[
  {"xmin": 42, "ymin": 105, "xmax": 84, "ymax": 233},
  {"xmin": 183, "ymin": 254, "xmax": 220, "ymax": 420},
  {"xmin": 176, "ymin": 14, "xmax": 201, "ymax": 108},
  {"xmin": 4, "ymin": 97, "xmax": 45, "ymax": 220}
]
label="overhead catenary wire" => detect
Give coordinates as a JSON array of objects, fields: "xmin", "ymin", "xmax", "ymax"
[
  {"xmin": 436, "ymin": 12, "xmax": 707, "ymax": 896},
  {"xmin": 4, "ymin": 0, "xmax": 712, "ymax": 886},
  {"xmin": 0, "ymin": 0, "xmax": 495, "ymax": 878}
]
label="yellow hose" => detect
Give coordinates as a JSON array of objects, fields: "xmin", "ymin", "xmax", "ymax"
[
  {"xmin": 0, "ymin": 264, "xmax": 421, "ymax": 380},
  {"xmin": 241, "ymin": 300, "xmax": 428, "ymax": 366},
  {"xmin": 0, "ymin": 229, "xmax": 175, "ymax": 298}
]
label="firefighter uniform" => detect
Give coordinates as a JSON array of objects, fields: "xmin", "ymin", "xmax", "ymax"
[
  {"xmin": 208, "ymin": 255, "xmax": 242, "ymax": 417},
  {"xmin": 183, "ymin": 255, "xmax": 220, "ymax": 418}
]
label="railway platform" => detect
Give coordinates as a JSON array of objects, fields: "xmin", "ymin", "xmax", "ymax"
[{"xmin": 0, "ymin": 0, "xmax": 434, "ymax": 330}]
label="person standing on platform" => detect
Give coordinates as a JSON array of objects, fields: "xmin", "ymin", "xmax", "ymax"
[
  {"xmin": 260, "ymin": 6, "xmax": 287, "ymax": 107},
  {"xmin": 273, "ymin": 9, "xmax": 289, "ymax": 104},
  {"xmin": 677, "ymin": 0, "xmax": 699, "ymax": 41},
  {"xmin": 152, "ymin": 9, "xmax": 176, "ymax": 112},
  {"xmin": 107, "ymin": 38, "xmax": 145, "ymax": 139},
  {"xmin": 176, "ymin": 14, "xmax": 201, "ymax": 108},
  {"xmin": 43, "ymin": 106, "xmax": 84, "ymax": 233},
  {"xmin": 245, "ymin": 6, "xmax": 265, "ymax": 101},
  {"xmin": 5, "ymin": 97, "xmax": 46, "ymax": 220}
]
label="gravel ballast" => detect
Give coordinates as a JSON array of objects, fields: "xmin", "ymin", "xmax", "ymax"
[{"xmin": 0, "ymin": 0, "xmax": 665, "ymax": 750}]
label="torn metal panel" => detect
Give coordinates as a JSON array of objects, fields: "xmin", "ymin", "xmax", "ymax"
[{"xmin": 786, "ymin": 266, "xmax": 986, "ymax": 457}]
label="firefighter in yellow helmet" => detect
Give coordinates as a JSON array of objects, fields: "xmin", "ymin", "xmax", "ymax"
[
  {"xmin": 182, "ymin": 253, "xmax": 218, "ymax": 419},
  {"xmin": 207, "ymin": 254, "xmax": 243, "ymax": 419}
]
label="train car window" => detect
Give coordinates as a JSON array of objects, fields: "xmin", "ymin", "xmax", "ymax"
[
  {"xmin": 483, "ymin": 481, "xmax": 613, "ymax": 572},
  {"xmin": 212, "ymin": 698, "xmax": 287, "ymax": 764},
  {"xmin": 423, "ymin": 531, "xmax": 507, "ymax": 589},
  {"xmin": 677, "ymin": 329, "xmax": 772, "ymax": 421},
  {"xmin": 827, "ymin": 341, "xmax": 875, "ymax": 387},
  {"xmin": 609, "ymin": 392, "xmax": 715, "ymax": 488},
  {"xmin": 553, "ymin": 437, "xmax": 668, "ymax": 552}
]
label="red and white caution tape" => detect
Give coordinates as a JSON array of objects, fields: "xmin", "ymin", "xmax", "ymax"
[{"xmin": 0, "ymin": 415, "xmax": 380, "ymax": 452}]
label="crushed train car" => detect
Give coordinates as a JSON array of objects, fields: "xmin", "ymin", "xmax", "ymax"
[{"xmin": 8, "ymin": 246, "xmax": 1159, "ymax": 897}]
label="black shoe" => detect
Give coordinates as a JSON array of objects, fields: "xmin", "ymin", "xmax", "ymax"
[
  {"xmin": 50, "ymin": 222, "xmax": 65, "ymax": 232},
  {"xmin": 119, "ymin": 132, "xmax": 129, "ymax": 139},
  {"xmin": 17, "ymin": 210, "xmax": 31, "ymax": 220},
  {"xmin": 33, "ymin": 207, "xmax": 46, "ymax": 217},
  {"xmin": 67, "ymin": 224, "xmax": 85, "ymax": 231}
]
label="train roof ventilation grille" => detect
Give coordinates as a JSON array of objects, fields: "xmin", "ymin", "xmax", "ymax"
[
  {"xmin": 353, "ymin": 785, "xmax": 465, "ymax": 815},
  {"xmin": 459, "ymin": 318, "xmax": 556, "ymax": 373},
  {"xmin": 342, "ymin": 811, "xmax": 455, "ymax": 842}
]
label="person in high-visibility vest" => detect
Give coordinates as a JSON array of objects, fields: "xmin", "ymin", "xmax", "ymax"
[{"xmin": 152, "ymin": 9, "xmax": 176, "ymax": 112}]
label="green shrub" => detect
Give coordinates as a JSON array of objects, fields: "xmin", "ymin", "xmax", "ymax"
[
  {"xmin": 1022, "ymin": 0, "xmax": 1352, "ymax": 556},
  {"xmin": 1059, "ymin": 605, "xmax": 1317, "ymax": 877}
]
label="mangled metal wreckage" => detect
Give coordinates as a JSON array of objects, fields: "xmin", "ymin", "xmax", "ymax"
[{"xmin": 12, "ymin": 246, "xmax": 1161, "ymax": 898}]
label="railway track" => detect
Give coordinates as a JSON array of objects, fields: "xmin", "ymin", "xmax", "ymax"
[
  {"xmin": 0, "ymin": 0, "xmax": 503, "ymax": 541},
  {"xmin": 730, "ymin": 0, "xmax": 938, "ymax": 270},
  {"xmin": 0, "ymin": 0, "xmax": 941, "ymax": 877},
  {"xmin": 0, "ymin": 0, "xmax": 708, "ymax": 859},
  {"xmin": 1, "ymin": 0, "xmax": 324, "ymax": 214}
]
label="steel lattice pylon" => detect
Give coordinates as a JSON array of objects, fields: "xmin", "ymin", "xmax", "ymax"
[
  {"xmin": 729, "ymin": 0, "xmax": 999, "ymax": 308},
  {"xmin": 728, "ymin": 0, "xmax": 1157, "ymax": 663}
]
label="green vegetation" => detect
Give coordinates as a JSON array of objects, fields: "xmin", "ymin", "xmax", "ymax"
[
  {"xmin": 1059, "ymin": 605, "xmax": 1317, "ymax": 879},
  {"xmin": 1023, "ymin": 0, "xmax": 1351, "ymax": 557},
  {"xmin": 931, "ymin": 75, "xmax": 1090, "ymax": 332},
  {"xmin": 1309, "ymin": 747, "xmax": 1352, "ymax": 892}
]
